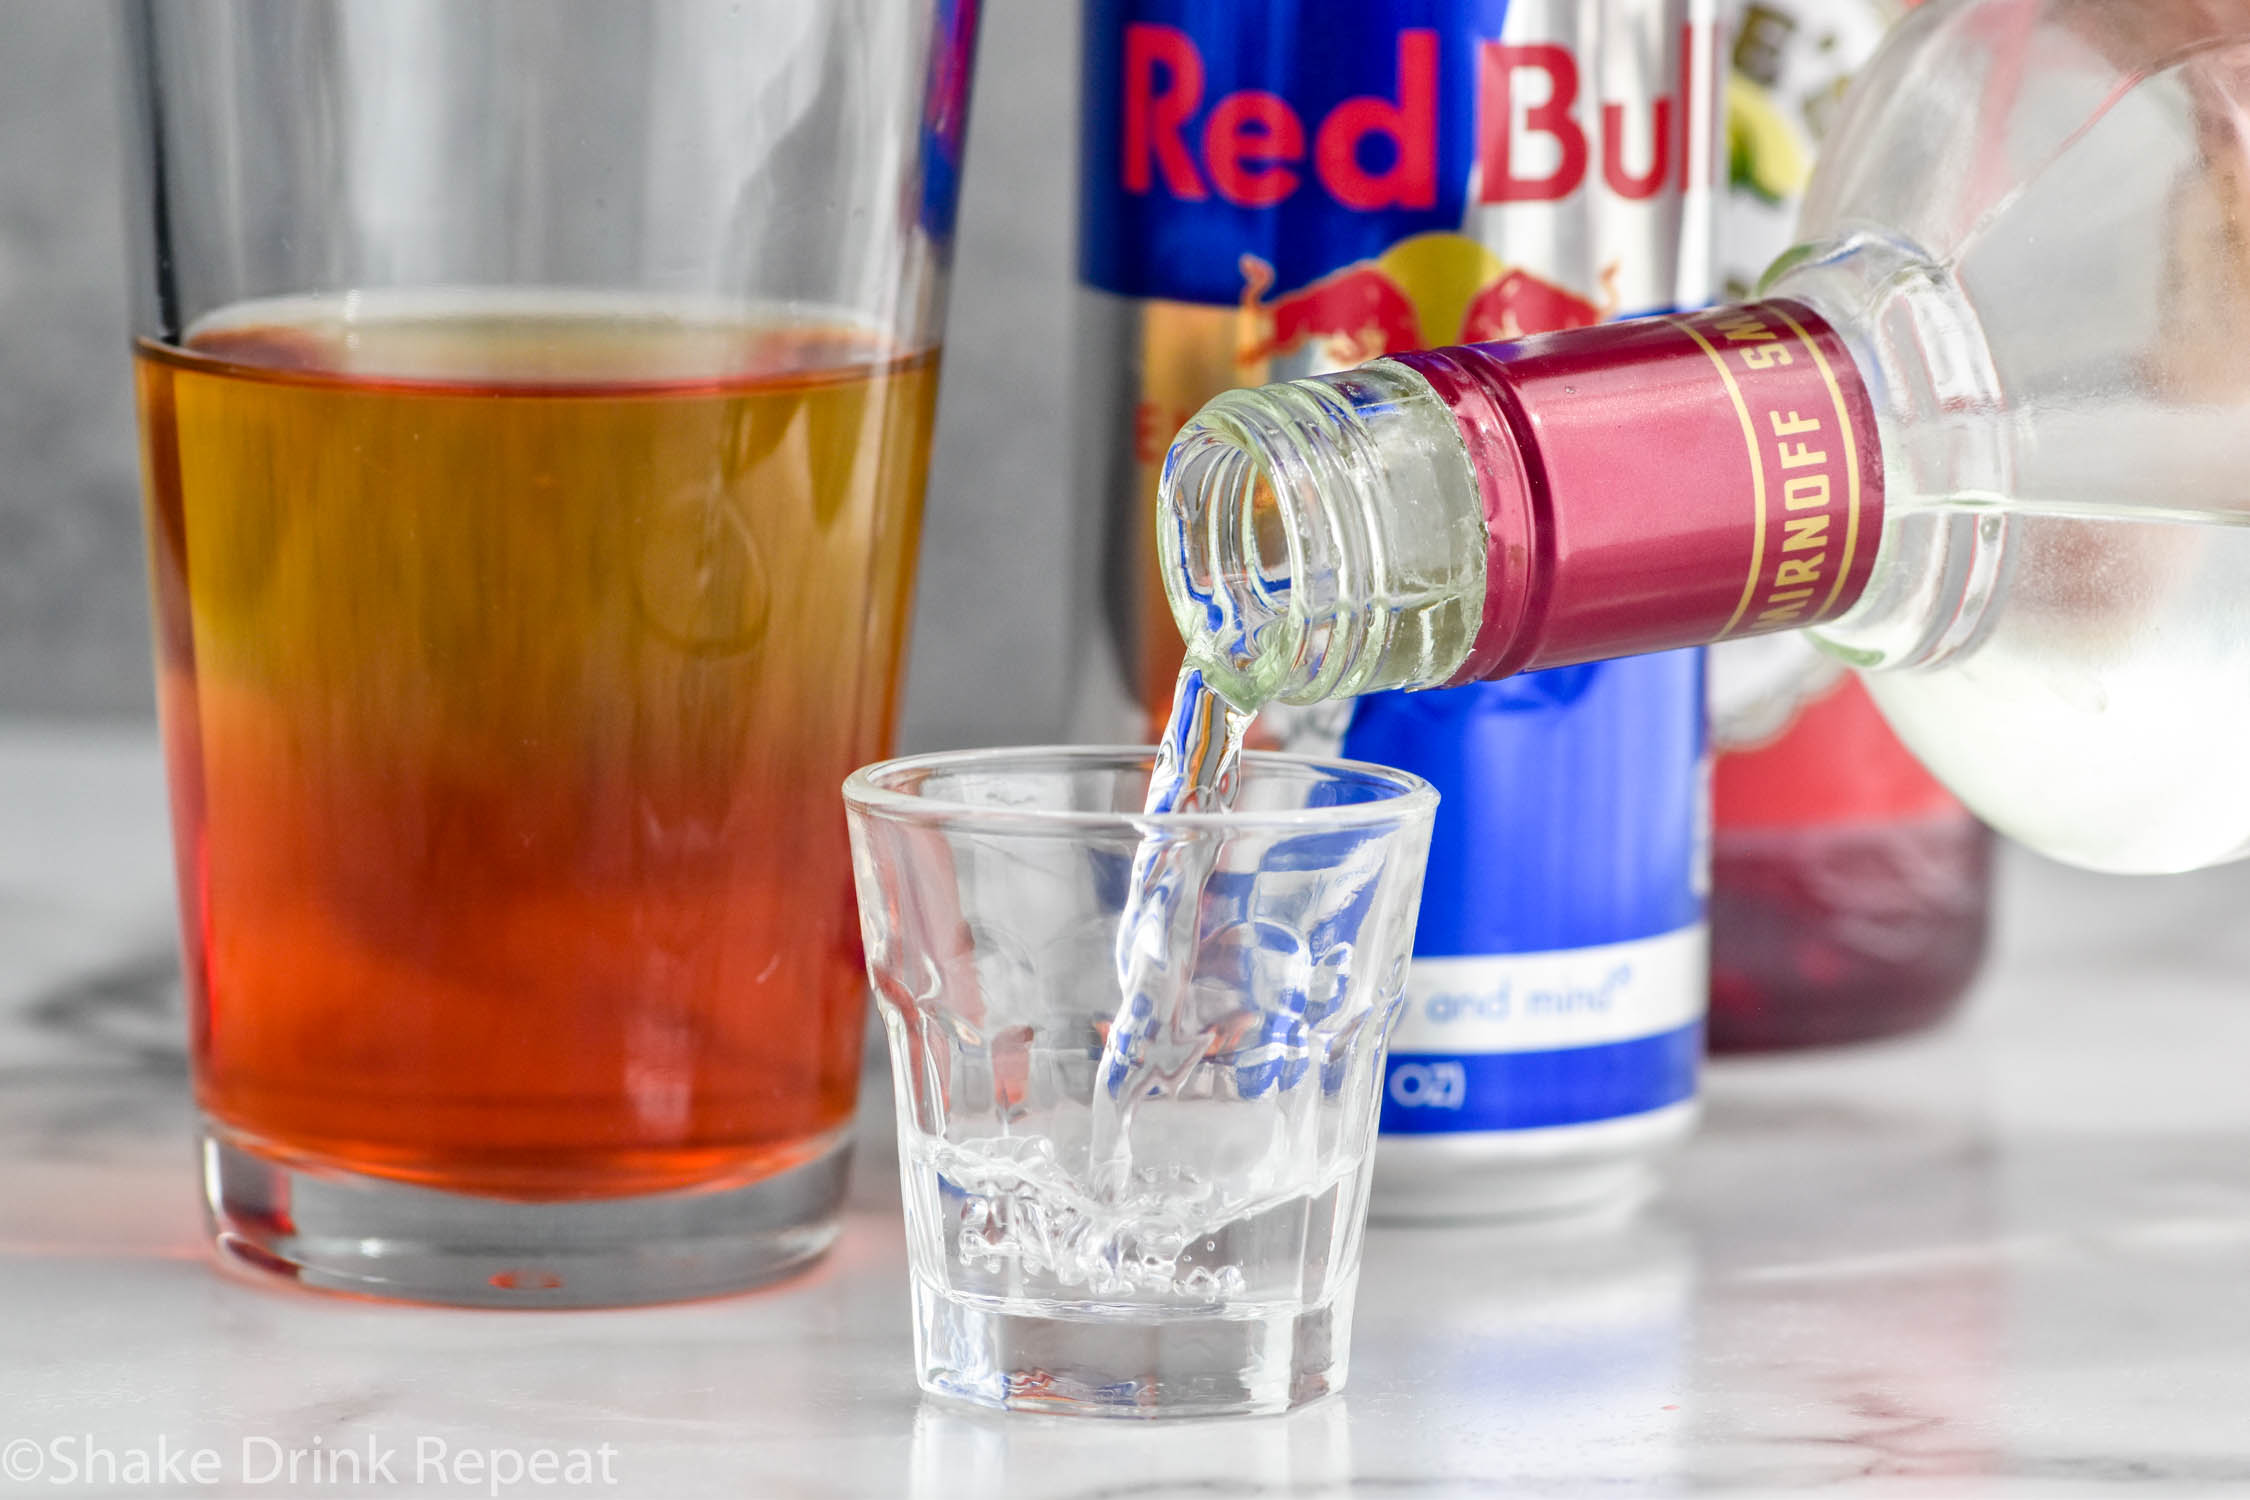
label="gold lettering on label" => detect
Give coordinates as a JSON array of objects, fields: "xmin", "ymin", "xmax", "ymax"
[
  {"xmin": 1665, "ymin": 313, "xmax": 1770, "ymax": 636},
  {"xmin": 1713, "ymin": 309, "xmax": 1798, "ymax": 369},
  {"xmin": 1710, "ymin": 309, "xmax": 1777, "ymax": 342},
  {"xmin": 1671, "ymin": 304, "xmax": 1853, "ymax": 638},
  {"xmin": 1783, "ymin": 474, "xmax": 1830, "ymax": 510},
  {"xmin": 1781, "ymin": 515, "xmax": 1828, "ymax": 551},
  {"xmin": 1755, "ymin": 596, "xmax": 1814, "ymax": 626},
  {"xmin": 1768, "ymin": 304, "xmax": 1865, "ymax": 618}
]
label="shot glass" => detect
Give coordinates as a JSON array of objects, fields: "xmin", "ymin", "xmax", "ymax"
[{"xmin": 845, "ymin": 747, "xmax": 1437, "ymax": 1418}]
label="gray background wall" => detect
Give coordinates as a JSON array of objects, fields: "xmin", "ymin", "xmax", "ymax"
[{"xmin": 0, "ymin": 0, "xmax": 1080, "ymax": 746}]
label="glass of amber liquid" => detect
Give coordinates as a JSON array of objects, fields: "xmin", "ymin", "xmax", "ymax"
[{"xmin": 120, "ymin": 0, "xmax": 976, "ymax": 1306}]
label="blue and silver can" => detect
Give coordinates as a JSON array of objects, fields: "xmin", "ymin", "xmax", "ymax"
[{"xmin": 1347, "ymin": 660, "xmax": 1708, "ymax": 1219}]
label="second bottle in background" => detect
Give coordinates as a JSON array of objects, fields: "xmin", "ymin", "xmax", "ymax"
[
  {"xmin": 1075, "ymin": 0, "xmax": 1721, "ymax": 1219},
  {"xmin": 1709, "ymin": 0, "xmax": 1994, "ymax": 1051}
]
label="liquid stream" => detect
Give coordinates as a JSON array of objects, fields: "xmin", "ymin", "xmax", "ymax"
[{"xmin": 1085, "ymin": 665, "xmax": 1254, "ymax": 1207}]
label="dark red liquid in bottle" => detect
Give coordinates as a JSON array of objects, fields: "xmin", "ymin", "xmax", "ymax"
[{"xmin": 1708, "ymin": 672, "xmax": 1994, "ymax": 1052}]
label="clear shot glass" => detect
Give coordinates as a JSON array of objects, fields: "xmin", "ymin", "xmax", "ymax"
[
  {"xmin": 120, "ymin": 0, "xmax": 977, "ymax": 1307},
  {"xmin": 845, "ymin": 748, "xmax": 1437, "ymax": 1417}
]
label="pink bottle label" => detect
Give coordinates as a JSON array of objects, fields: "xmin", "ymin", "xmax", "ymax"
[{"xmin": 1397, "ymin": 298, "xmax": 1885, "ymax": 680}]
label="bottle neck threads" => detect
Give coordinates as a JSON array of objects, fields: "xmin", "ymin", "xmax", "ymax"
[{"xmin": 1158, "ymin": 361, "xmax": 1488, "ymax": 710}]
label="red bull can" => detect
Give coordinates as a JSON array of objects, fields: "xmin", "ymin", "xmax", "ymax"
[
  {"xmin": 1076, "ymin": 0, "xmax": 1722, "ymax": 1219},
  {"xmin": 1076, "ymin": 0, "xmax": 1720, "ymax": 734}
]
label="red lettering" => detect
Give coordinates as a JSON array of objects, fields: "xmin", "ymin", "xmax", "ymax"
[
  {"xmin": 1600, "ymin": 97, "xmax": 1672, "ymax": 199},
  {"xmin": 1680, "ymin": 23, "xmax": 1695, "ymax": 192},
  {"xmin": 1205, "ymin": 91, "xmax": 1304, "ymax": 208},
  {"xmin": 1125, "ymin": 27, "xmax": 1702, "ymax": 215},
  {"xmin": 1312, "ymin": 31, "xmax": 1439, "ymax": 211},
  {"xmin": 1677, "ymin": 20, "xmax": 1720, "ymax": 192},
  {"xmin": 1123, "ymin": 24, "xmax": 1206, "ymax": 199},
  {"xmin": 1478, "ymin": 43, "xmax": 1587, "ymax": 202}
]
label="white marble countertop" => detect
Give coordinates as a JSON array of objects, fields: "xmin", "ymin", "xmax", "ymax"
[{"xmin": 4, "ymin": 724, "xmax": 2250, "ymax": 1499}]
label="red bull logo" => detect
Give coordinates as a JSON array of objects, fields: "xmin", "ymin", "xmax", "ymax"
[
  {"xmin": 1121, "ymin": 23, "xmax": 1701, "ymax": 211},
  {"xmin": 1236, "ymin": 231, "xmax": 1621, "ymax": 369}
]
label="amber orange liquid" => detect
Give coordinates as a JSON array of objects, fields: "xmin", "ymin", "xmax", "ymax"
[{"xmin": 135, "ymin": 294, "xmax": 936, "ymax": 1199}]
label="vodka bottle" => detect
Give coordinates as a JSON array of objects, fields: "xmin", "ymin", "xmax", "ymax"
[{"xmin": 1160, "ymin": 0, "xmax": 2250, "ymax": 876}]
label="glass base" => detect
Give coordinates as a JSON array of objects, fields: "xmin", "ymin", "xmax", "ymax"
[
  {"xmin": 200, "ymin": 1119, "xmax": 851, "ymax": 1308},
  {"xmin": 912, "ymin": 1281, "xmax": 1349, "ymax": 1418}
]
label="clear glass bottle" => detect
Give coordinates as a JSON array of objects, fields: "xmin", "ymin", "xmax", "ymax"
[{"xmin": 1160, "ymin": 0, "xmax": 2250, "ymax": 877}]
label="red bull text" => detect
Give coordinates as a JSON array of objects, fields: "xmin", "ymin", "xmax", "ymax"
[
  {"xmin": 1076, "ymin": 0, "xmax": 1720, "ymax": 1219},
  {"xmin": 1077, "ymin": 0, "xmax": 1719, "ymax": 730}
]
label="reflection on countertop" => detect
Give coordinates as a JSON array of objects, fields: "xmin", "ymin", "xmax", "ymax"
[{"xmin": 4, "ymin": 722, "xmax": 2249, "ymax": 1499}]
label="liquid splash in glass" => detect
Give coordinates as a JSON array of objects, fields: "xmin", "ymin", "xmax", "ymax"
[{"xmin": 1087, "ymin": 664, "xmax": 1253, "ymax": 1204}]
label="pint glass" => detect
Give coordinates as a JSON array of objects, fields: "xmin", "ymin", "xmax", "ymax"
[{"xmin": 120, "ymin": 0, "xmax": 977, "ymax": 1305}]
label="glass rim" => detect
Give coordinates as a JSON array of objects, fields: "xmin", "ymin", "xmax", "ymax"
[{"xmin": 842, "ymin": 744, "xmax": 1438, "ymax": 834}]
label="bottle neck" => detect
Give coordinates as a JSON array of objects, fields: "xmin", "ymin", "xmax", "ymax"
[
  {"xmin": 1159, "ymin": 362, "xmax": 1490, "ymax": 710},
  {"xmin": 1399, "ymin": 299, "xmax": 1886, "ymax": 681},
  {"xmin": 1159, "ymin": 299, "xmax": 1888, "ymax": 709}
]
